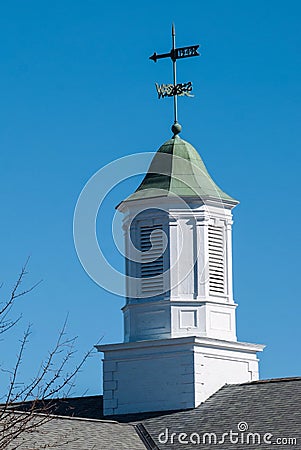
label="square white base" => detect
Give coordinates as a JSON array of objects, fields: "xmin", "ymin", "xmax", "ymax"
[{"xmin": 97, "ymin": 336, "xmax": 264, "ymax": 416}]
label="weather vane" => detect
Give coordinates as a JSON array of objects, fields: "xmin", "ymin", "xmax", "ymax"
[{"xmin": 149, "ymin": 24, "xmax": 200, "ymax": 133}]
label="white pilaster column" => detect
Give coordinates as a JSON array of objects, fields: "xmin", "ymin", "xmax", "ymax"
[
  {"xmin": 225, "ymin": 219, "xmax": 234, "ymax": 303},
  {"xmin": 169, "ymin": 217, "xmax": 179, "ymax": 300}
]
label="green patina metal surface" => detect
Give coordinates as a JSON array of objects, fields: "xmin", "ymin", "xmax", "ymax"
[{"xmin": 122, "ymin": 136, "xmax": 236, "ymax": 203}]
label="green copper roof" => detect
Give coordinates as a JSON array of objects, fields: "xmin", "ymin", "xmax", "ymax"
[{"xmin": 122, "ymin": 136, "xmax": 237, "ymax": 204}]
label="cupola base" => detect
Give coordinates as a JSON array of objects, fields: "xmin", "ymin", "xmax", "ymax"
[{"xmin": 97, "ymin": 336, "xmax": 264, "ymax": 416}]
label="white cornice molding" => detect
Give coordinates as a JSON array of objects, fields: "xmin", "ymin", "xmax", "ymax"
[{"xmin": 97, "ymin": 336, "xmax": 265, "ymax": 354}]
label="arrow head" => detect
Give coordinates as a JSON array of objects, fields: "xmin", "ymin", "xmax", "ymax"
[{"xmin": 149, "ymin": 52, "xmax": 158, "ymax": 62}]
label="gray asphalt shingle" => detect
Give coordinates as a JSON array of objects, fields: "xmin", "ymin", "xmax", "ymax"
[
  {"xmin": 4, "ymin": 377, "xmax": 301, "ymax": 449},
  {"xmin": 142, "ymin": 378, "xmax": 301, "ymax": 449},
  {"xmin": 5, "ymin": 413, "xmax": 145, "ymax": 450}
]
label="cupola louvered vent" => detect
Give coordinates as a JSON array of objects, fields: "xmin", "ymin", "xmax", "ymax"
[
  {"xmin": 208, "ymin": 225, "xmax": 225, "ymax": 294},
  {"xmin": 140, "ymin": 224, "xmax": 164, "ymax": 296}
]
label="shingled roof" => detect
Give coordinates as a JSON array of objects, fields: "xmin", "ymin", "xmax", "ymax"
[
  {"xmin": 141, "ymin": 377, "xmax": 301, "ymax": 449},
  {"xmin": 5, "ymin": 377, "xmax": 301, "ymax": 449},
  {"xmin": 4, "ymin": 412, "xmax": 145, "ymax": 450}
]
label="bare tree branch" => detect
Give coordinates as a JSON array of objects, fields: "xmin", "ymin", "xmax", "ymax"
[
  {"xmin": 0, "ymin": 263, "xmax": 95, "ymax": 448},
  {"xmin": 0, "ymin": 258, "xmax": 42, "ymax": 336}
]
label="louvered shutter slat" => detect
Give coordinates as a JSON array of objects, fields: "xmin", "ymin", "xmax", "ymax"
[
  {"xmin": 208, "ymin": 225, "xmax": 225, "ymax": 294},
  {"xmin": 140, "ymin": 225, "xmax": 164, "ymax": 295}
]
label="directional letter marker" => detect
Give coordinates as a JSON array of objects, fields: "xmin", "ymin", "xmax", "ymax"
[
  {"xmin": 149, "ymin": 24, "xmax": 200, "ymax": 126},
  {"xmin": 149, "ymin": 45, "xmax": 200, "ymax": 63}
]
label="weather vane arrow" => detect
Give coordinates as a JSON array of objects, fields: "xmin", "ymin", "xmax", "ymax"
[
  {"xmin": 149, "ymin": 44, "xmax": 200, "ymax": 63},
  {"xmin": 149, "ymin": 24, "xmax": 200, "ymax": 133}
]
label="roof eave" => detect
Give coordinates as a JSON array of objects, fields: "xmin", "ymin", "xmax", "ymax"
[{"xmin": 116, "ymin": 193, "xmax": 239, "ymax": 212}]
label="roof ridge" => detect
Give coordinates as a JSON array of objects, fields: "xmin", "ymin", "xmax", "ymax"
[
  {"xmin": 241, "ymin": 376, "xmax": 301, "ymax": 385},
  {"xmin": 6, "ymin": 394, "xmax": 103, "ymax": 406},
  {"xmin": 4, "ymin": 408, "xmax": 132, "ymax": 425}
]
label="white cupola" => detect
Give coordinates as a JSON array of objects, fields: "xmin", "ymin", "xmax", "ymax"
[
  {"xmin": 119, "ymin": 134, "xmax": 238, "ymax": 343},
  {"xmin": 97, "ymin": 127, "xmax": 265, "ymax": 416}
]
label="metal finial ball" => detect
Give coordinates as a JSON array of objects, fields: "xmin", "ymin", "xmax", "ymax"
[{"xmin": 172, "ymin": 122, "xmax": 182, "ymax": 136}]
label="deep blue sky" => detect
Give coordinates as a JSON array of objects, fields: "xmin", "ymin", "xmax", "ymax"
[{"xmin": 0, "ymin": 0, "xmax": 300, "ymax": 396}]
